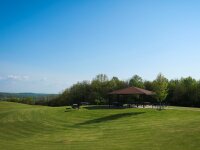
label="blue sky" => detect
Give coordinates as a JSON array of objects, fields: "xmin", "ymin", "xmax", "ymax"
[{"xmin": 1, "ymin": 0, "xmax": 200, "ymax": 93}]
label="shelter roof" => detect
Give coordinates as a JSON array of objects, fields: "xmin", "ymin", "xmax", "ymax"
[{"xmin": 109, "ymin": 87, "xmax": 155, "ymax": 95}]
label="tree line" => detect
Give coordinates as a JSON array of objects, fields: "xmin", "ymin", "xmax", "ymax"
[
  {"xmin": 45, "ymin": 73, "xmax": 200, "ymax": 107},
  {"xmin": 3, "ymin": 73, "xmax": 200, "ymax": 108}
]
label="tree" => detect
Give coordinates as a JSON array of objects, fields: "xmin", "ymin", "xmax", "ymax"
[
  {"xmin": 172, "ymin": 77, "xmax": 198, "ymax": 107},
  {"xmin": 153, "ymin": 73, "xmax": 168, "ymax": 110},
  {"xmin": 38, "ymin": 73, "xmax": 200, "ymax": 108},
  {"xmin": 93, "ymin": 74, "xmax": 108, "ymax": 83},
  {"xmin": 129, "ymin": 75, "xmax": 144, "ymax": 88},
  {"xmin": 91, "ymin": 74, "xmax": 109, "ymax": 104},
  {"xmin": 109, "ymin": 77, "xmax": 127, "ymax": 90},
  {"xmin": 68, "ymin": 81, "xmax": 91, "ymax": 105},
  {"xmin": 144, "ymin": 81, "xmax": 155, "ymax": 103}
]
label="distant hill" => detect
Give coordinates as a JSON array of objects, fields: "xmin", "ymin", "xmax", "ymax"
[{"xmin": 0, "ymin": 92, "xmax": 57, "ymax": 99}]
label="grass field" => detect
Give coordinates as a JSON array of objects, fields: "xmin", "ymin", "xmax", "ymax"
[{"xmin": 1, "ymin": 102, "xmax": 200, "ymax": 150}]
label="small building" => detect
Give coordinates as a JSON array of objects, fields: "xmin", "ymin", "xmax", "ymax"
[{"xmin": 108, "ymin": 86, "xmax": 155, "ymax": 108}]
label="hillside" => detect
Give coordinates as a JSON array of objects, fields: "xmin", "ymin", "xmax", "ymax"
[
  {"xmin": 0, "ymin": 92, "xmax": 57, "ymax": 99},
  {"xmin": 1, "ymin": 102, "xmax": 200, "ymax": 150}
]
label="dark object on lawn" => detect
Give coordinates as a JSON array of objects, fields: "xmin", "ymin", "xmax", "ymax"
[
  {"xmin": 71, "ymin": 104, "xmax": 80, "ymax": 109},
  {"xmin": 81, "ymin": 102, "xmax": 89, "ymax": 105},
  {"xmin": 152, "ymin": 102, "xmax": 168, "ymax": 109},
  {"xmin": 65, "ymin": 107, "xmax": 72, "ymax": 112},
  {"xmin": 112, "ymin": 102, "xmax": 123, "ymax": 108},
  {"xmin": 142, "ymin": 102, "xmax": 151, "ymax": 108}
]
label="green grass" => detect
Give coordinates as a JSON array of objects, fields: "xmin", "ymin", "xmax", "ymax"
[{"xmin": 1, "ymin": 102, "xmax": 200, "ymax": 150}]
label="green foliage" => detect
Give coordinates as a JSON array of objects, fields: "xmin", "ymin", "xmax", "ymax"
[
  {"xmin": 93, "ymin": 74, "xmax": 109, "ymax": 82},
  {"xmin": 47, "ymin": 73, "xmax": 200, "ymax": 107},
  {"xmin": 5, "ymin": 73, "xmax": 200, "ymax": 108},
  {"xmin": 153, "ymin": 73, "xmax": 168, "ymax": 103},
  {"xmin": 129, "ymin": 75, "xmax": 144, "ymax": 88},
  {"xmin": 167, "ymin": 77, "xmax": 200, "ymax": 107}
]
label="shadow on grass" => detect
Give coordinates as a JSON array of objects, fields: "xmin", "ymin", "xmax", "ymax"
[
  {"xmin": 83, "ymin": 105, "xmax": 126, "ymax": 110},
  {"xmin": 76, "ymin": 112, "xmax": 145, "ymax": 126}
]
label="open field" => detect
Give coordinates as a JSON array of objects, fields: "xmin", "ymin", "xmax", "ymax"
[{"xmin": 1, "ymin": 102, "xmax": 200, "ymax": 150}]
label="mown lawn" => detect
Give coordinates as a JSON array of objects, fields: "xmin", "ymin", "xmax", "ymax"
[{"xmin": 1, "ymin": 101, "xmax": 200, "ymax": 150}]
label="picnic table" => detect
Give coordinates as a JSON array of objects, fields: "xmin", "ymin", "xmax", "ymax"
[{"xmin": 71, "ymin": 104, "xmax": 80, "ymax": 109}]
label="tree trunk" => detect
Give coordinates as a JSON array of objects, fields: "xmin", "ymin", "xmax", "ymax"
[{"xmin": 159, "ymin": 101, "xmax": 162, "ymax": 110}]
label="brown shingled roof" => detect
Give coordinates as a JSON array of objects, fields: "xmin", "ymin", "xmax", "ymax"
[{"xmin": 109, "ymin": 87, "xmax": 155, "ymax": 95}]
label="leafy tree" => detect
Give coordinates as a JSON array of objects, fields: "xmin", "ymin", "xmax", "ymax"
[
  {"xmin": 153, "ymin": 73, "xmax": 168, "ymax": 110},
  {"xmin": 144, "ymin": 81, "xmax": 155, "ymax": 103},
  {"xmin": 94, "ymin": 74, "xmax": 108, "ymax": 83},
  {"xmin": 172, "ymin": 77, "xmax": 199, "ymax": 107},
  {"xmin": 109, "ymin": 76, "xmax": 127, "ymax": 90},
  {"xmin": 129, "ymin": 75, "xmax": 144, "ymax": 88},
  {"xmin": 91, "ymin": 75, "xmax": 109, "ymax": 104},
  {"xmin": 68, "ymin": 81, "xmax": 91, "ymax": 105},
  {"xmin": 23, "ymin": 73, "xmax": 200, "ymax": 108}
]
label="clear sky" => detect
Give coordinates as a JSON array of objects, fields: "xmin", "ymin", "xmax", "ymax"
[{"xmin": 1, "ymin": 0, "xmax": 200, "ymax": 93}]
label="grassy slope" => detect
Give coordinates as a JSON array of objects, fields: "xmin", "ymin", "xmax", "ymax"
[{"xmin": 1, "ymin": 102, "xmax": 200, "ymax": 150}]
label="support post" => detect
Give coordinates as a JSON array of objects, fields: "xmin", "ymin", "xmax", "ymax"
[{"xmin": 108, "ymin": 95, "xmax": 111, "ymax": 108}]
